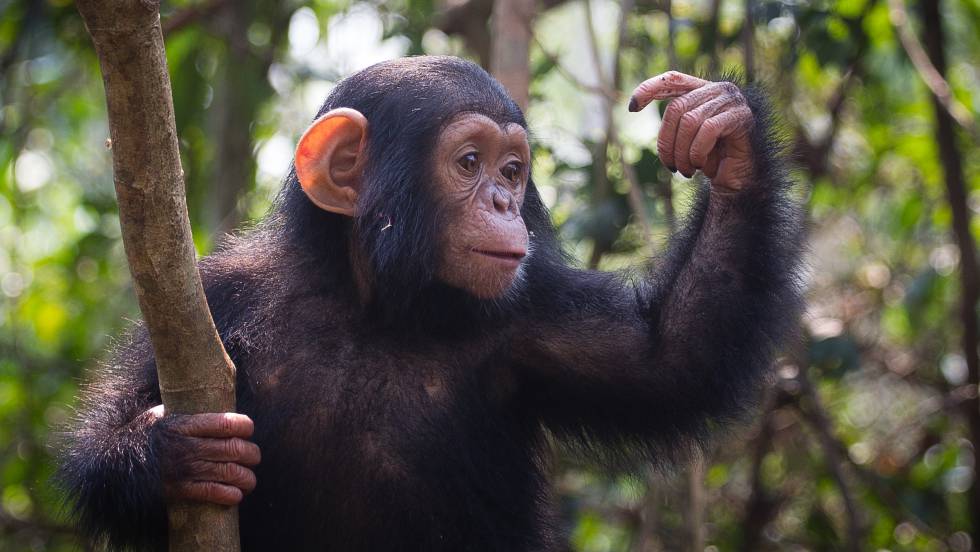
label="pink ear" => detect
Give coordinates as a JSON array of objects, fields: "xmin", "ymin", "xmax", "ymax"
[{"xmin": 294, "ymin": 108, "xmax": 369, "ymax": 216}]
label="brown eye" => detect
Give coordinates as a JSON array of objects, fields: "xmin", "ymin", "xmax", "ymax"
[
  {"xmin": 458, "ymin": 152, "xmax": 479, "ymax": 174},
  {"xmin": 501, "ymin": 161, "xmax": 523, "ymax": 184}
]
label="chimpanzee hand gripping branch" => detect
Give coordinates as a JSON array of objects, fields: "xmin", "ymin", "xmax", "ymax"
[{"xmin": 59, "ymin": 57, "xmax": 804, "ymax": 550}]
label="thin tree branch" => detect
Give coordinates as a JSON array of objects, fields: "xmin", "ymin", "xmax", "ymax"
[
  {"xmin": 795, "ymin": 370, "xmax": 864, "ymax": 551},
  {"xmin": 621, "ymin": 156, "xmax": 653, "ymax": 238},
  {"xmin": 742, "ymin": 0, "xmax": 755, "ymax": 81},
  {"xmin": 888, "ymin": 0, "xmax": 978, "ymax": 140},
  {"xmin": 919, "ymin": 0, "xmax": 980, "ymax": 544},
  {"xmin": 531, "ymin": 34, "xmax": 620, "ymax": 100},
  {"xmin": 162, "ymin": 0, "xmax": 232, "ymax": 36},
  {"xmin": 665, "ymin": 0, "xmax": 677, "ymax": 68}
]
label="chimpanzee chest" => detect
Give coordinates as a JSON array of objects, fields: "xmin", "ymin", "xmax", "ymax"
[{"xmin": 238, "ymin": 333, "xmax": 555, "ymax": 550}]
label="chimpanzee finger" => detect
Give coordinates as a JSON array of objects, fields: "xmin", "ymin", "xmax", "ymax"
[
  {"xmin": 703, "ymin": 149, "xmax": 721, "ymax": 179},
  {"xmin": 673, "ymin": 91, "xmax": 741, "ymax": 176},
  {"xmin": 688, "ymin": 106, "xmax": 753, "ymax": 171},
  {"xmin": 202, "ymin": 460, "xmax": 257, "ymax": 494},
  {"xmin": 628, "ymin": 71, "xmax": 710, "ymax": 112},
  {"xmin": 657, "ymin": 82, "xmax": 730, "ymax": 171},
  {"xmin": 189, "ymin": 436, "xmax": 262, "ymax": 466},
  {"xmin": 169, "ymin": 480, "xmax": 245, "ymax": 506},
  {"xmin": 169, "ymin": 412, "xmax": 255, "ymax": 439}
]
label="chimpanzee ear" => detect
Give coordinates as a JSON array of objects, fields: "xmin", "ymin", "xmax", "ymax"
[{"xmin": 294, "ymin": 108, "xmax": 369, "ymax": 217}]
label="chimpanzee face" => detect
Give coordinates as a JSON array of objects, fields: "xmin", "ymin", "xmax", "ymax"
[
  {"xmin": 432, "ymin": 113, "xmax": 531, "ymax": 299},
  {"xmin": 293, "ymin": 107, "xmax": 532, "ymax": 301}
]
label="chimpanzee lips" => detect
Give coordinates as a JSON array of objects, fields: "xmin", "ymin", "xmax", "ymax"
[{"xmin": 473, "ymin": 248, "xmax": 526, "ymax": 264}]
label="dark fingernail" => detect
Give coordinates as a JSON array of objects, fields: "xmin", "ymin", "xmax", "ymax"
[{"xmin": 628, "ymin": 97, "xmax": 639, "ymax": 112}]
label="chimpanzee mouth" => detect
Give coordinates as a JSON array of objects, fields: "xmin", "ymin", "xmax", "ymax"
[{"xmin": 473, "ymin": 249, "xmax": 526, "ymax": 263}]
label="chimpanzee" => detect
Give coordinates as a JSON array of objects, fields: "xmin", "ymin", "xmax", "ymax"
[{"xmin": 59, "ymin": 56, "xmax": 803, "ymax": 550}]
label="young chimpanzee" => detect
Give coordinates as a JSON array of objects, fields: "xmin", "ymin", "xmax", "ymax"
[{"xmin": 59, "ymin": 56, "xmax": 803, "ymax": 550}]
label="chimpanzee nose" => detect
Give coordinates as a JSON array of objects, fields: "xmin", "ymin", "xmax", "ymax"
[{"xmin": 492, "ymin": 189, "xmax": 515, "ymax": 215}]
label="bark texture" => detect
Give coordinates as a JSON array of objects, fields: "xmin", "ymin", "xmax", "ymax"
[
  {"xmin": 490, "ymin": 0, "xmax": 535, "ymax": 110},
  {"xmin": 74, "ymin": 1, "xmax": 240, "ymax": 550}
]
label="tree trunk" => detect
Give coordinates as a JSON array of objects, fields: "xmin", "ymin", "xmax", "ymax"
[
  {"xmin": 74, "ymin": 1, "xmax": 240, "ymax": 550},
  {"xmin": 920, "ymin": 0, "xmax": 980, "ymax": 544},
  {"xmin": 490, "ymin": 0, "xmax": 535, "ymax": 110}
]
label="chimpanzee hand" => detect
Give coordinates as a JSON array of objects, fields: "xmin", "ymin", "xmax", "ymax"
[
  {"xmin": 145, "ymin": 405, "xmax": 261, "ymax": 506},
  {"xmin": 628, "ymin": 71, "xmax": 755, "ymax": 192}
]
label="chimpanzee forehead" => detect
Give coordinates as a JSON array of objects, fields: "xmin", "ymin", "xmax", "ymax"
[
  {"xmin": 441, "ymin": 112, "xmax": 528, "ymax": 138},
  {"xmin": 321, "ymin": 56, "xmax": 525, "ymax": 126}
]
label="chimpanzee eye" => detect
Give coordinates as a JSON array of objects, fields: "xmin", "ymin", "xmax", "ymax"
[
  {"xmin": 457, "ymin": 152, "xmax": 479, "ymax": 174},
  {"xmin": 501, "ymin": 162, "xmax": 523, "ymax": 184}
]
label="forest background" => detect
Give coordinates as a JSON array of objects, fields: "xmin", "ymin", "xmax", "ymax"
[{"xmin": 1, "ymin": 0, "xmax": 979, "ymax": 549}]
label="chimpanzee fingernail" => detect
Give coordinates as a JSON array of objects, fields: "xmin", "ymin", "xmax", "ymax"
[{"xmin": 628, "ymin": 97, "xmax": 640, "ymax": 112}]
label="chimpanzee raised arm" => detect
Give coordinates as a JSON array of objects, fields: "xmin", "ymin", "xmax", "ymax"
[{"xmin": 515, "ymin": 72, "xmax": 803, "ymax": 464}]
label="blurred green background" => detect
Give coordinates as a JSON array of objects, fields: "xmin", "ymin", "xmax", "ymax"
[{"xmin": 1, "ymin": 0, "xmax": 979, "ymax": 549}]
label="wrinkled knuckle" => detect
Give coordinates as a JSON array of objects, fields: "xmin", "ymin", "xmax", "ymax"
[
  {"xmin": 187, "ymin": 459, "xmax": 210, "ymax": 476},
  {"xmin": 721, "ymin": 82, "xmax": 740, "ymax": 96},
  {"xmin": 241, "ymin": 469, "xmax": 257, "ymax": 492},
  {"xmin": 225, "ymin": 437, "xmax": 244, "ymax": 458},
  {"xmin": 201, "ymin": 481, "xmax": 222, "ymax": 500},
  {"xmin": 664, "ymin": 100, "xmax": 684, "ymax": 119},
  {"xmin": 217, "ymin": 462, "xmax": 235, "ymax": 481},
  {"xmin": 690, "ymin": 148, "xmax": 705, "ymax": 165},
  {"xmin": 680, "ymin": 111, "xmax": 700, "ymax": 129},
  {"xmin": 220, "ymin": 414, "xmax": 237, "ymax": 435}
]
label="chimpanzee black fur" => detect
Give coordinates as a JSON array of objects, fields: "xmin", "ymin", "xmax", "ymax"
[{"xmin": 58, "ymin": 56, "xmax": 804, "ymax": 551}]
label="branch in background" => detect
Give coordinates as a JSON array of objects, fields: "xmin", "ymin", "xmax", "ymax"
[
  {"xmin": 583, "ymin": 0, "xmax": 614, "ymax": 268},
  {"xmin": 621, "ymin": 158, "xmax": 653, "ymax": 238},
  {"xmin": 792, "ymin": 367, "xmax": 944, "ymax": 541},
  {"xmin": 582, "ymin": 0, "xmax": 658, "ymax": 266},
  {"xmin": 665, "ymin": 0, "xmax": 677, "ymax": 68},
  {"xmin": 792, "ymin": 0, "xmax": 877, "ymax": 179},
  {"xmin": 531, "ymin": 34, "xmax": 620, "ymax": 100},
  {"xmin": 737, "ymin": 395, "xmax": 786, "ymax": 552},
  {"xmin": 0, "ymin": 0, "xmax": 42, "ymax": 78},
  {"xmin": 162, "ymin": 0, "xmax": 231, "ymax": 36},
  {"xmin": 438, "ymin": 0, "xmax": 493, "ymax": 68},
  {"xmin": 742, "ymin": 0, "xmax": 755, "ymax": 81},
  {"xmin": 888, "ymin": 0, "xmax": 978, "ymax": 140},
  {"xmin": 919, "ymin": 0, "xmax": 980, "ymax": 546},
  {"xmin": 438, "ymin": 0, "xmax": 570, "ymax": 68},
  {"xmin": 0, "ymin": 508, "xmax": 76, "ymax": 538},
  {"xmin": 491, "ymin": 0, "xmax": 536, "ymax": 110},
  {"xmin": 795, "ymin": 368, "xmax": 864, "ymax": 551},
  {"xmin": 687, "ymin": 458, "xmax": 706, "ymax": 552},
  {"xmin": 631, "ymin": 468, "xmax": 664, "ymax": 552},
  {"xmin": 792, "ymin": 65, "xmax": 860, "ymax": 178},
  {"xmin": 704, "ymin": 0, "xmax": 722, "ymax": 75}
]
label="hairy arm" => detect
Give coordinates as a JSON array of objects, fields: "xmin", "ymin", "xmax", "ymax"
[
  {"xmin": 515, "ymin": 75, "xmax": 804, "ymax": 465},
  {"xmin": 57, "ymin": 266, "xmax": 260, "ymax": 550},
  {"xmin": 57, "ymin": 331, "xmax": 171, "ymax": 550}
]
